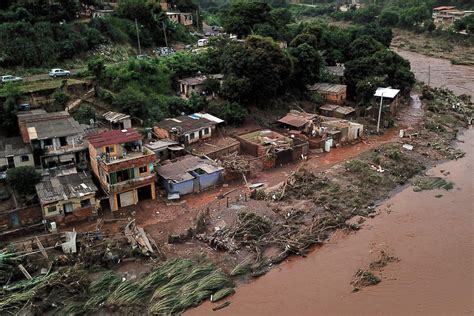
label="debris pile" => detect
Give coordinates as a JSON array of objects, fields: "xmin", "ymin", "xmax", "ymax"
[{"xmin": 218, "ymin": 152, "xmax": 251, "ymax": 174}]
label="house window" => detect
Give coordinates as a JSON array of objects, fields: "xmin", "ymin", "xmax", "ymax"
[
  {"xmin": 192, "ymin": 85, "xmax": 195, "ymax": 89},
  {"xmin": 47, "ymin": 206, "xmax": 56, "ymax": 214},
  {"xmin": 44, "ymin": 139, "xmax": 53, "ymax": 146},
  {"xmin": 59, "ymin": 137, "xmax": 67, "ymax": 146},
  {"xmin": 105, "ymin": 146, "xmax": 115, "ymax": 153},
  {"xmin": 189, "ymin": 133, "xmax": 195, "ymax": 140},
  {"xmin": 80, "ymin": 199, "xmax": 91, "ymax": 207},
  {"xmin": 139, "ymin": 166, "xmax": 148, "ymax": 174},
  {"xmin": 21, "ymin": 155, "xmax": 29, "ymax": 162},
  {"xmin": 115, "ymin": 168, "xmax": 135, "ymax": 183},
  {"xmin": 204, "ymin": 127, "xmax": 210, "ymax": 135}
]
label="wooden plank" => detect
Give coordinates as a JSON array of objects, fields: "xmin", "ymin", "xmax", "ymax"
[
  {"xmin": 35, "ymin": 236, "xmax": 48, "ymax": 259},
  {"xmin": 18, "ymin": 264, "xmax": 32, "ymax": 280}
]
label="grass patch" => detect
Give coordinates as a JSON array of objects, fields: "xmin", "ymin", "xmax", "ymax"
[{"xmin": 413, "ymin": 176, "xmax": 454, "ymax": 192}]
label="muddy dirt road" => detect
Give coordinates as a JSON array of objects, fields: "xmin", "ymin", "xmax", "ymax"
[
  {"xmin": 190, "ymin": 128, "xmax": 473, "ymax": 316},
  {"xmin": 395, "ymin": 49, "xmax": 474, "ymax": 98}
]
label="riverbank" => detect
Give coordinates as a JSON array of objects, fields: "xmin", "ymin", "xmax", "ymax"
[
  {"xmin": 391, "ymin": 28, "xmax": 474, "ymax": 66},
  {"xmin": 189, "ymin": 127, "xmax": 473, "ymax": 316}
]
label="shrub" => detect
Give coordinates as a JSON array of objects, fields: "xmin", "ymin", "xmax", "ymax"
[{"xmin": 7, "ymin": 166, "xmax": 41, "ymax": 196}]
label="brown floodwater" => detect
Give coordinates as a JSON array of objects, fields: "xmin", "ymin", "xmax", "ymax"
[
  {"xmin": 189, "ymin": 128, "xmax": 473, "ymax": 316},
  {"xmin": 395, "ymin": 49, "xmax": 474, "ymax": 98}
]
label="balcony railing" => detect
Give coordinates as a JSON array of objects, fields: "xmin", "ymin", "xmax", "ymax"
[{"xmin": 108, "ymin": 174, "xmax": 156, "ymax": 193}]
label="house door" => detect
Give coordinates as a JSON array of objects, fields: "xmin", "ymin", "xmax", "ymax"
[
  {"xmin": 7, "ymin": 156, "xmax": 14, "ymax": 168},
  {"xmin": 63, "ymin": 203, "xmax": 73, "ymax": 214},
  {"xmin": 199, "ymin": 130, "xmax": 203, "ymax": 138},
  {"xmin": 119, "ymin": 191, "xmax": 134, "ymax": 207},
  {"xmin": 193, "ymin": 177, "xmax": 200, "ymax": 193},
  {"xmin": 10, "ymin": 211, "xmax": 19, "ymax": 228}
]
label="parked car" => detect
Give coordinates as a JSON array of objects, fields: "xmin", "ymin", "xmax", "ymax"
[
  {"xmin": 197, "ymin": 39, "xmax": 209, "ymax": 47},
  {"xmin": 1, "ymin": 75, "xmax": 23, "ymax": 84},
  {"xmin": 48, "ymin": 68, "xmax": 70, "ymax": 78},
  {"xmin": 17, "ymin": 103, "xmax": 31, "ymax": 111}
]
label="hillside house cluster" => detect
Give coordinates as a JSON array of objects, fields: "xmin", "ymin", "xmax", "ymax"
[{"xmin": 432, "ymin": 6, "xmax": 473, "ymax": 28}]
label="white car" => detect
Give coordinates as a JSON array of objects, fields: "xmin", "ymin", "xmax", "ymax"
[
  {"xmin": 1, "ymin": 75, "xmax": 23, "ymax": 83},
  {"xmin": 49, "ymin": 68, "xmax": 71, "ymax": 78}
]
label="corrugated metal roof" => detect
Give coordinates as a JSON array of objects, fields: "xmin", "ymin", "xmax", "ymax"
[
  {"xmin": 156, "ymin": 115, "xmax": 217, "ymax": 134},
  {"xmin": 87, "ymin": 128, "xmax": 142, "ymax": 148},
  {"xmin": 319, "ymin": 104, "xmax": 339, "ymax": 111},
  {"xmin": 192, "ymin": 113, "xmax": 224, "ymax": 124},
  {"xmin": 103, "ymin": 111, "xmax": 130, "ymax": 123},
  {"xmin": 374, "ymin": 87, "xmax": 400, "ymax": 99},
  {"xmin": 334, "ymin": 106, "xmax": 355, "ymax": 115},
  {"xmin": 308, "ymin": 83, "xmax": 346, "ymax": 94},
  {"xmin": 157, "ymin": 155, "xmax": 223, "ymax": 183},
  {"xmin": 277, "ymin": 113, "xmax": 312, "ymax": 128},
  {"xmin": 36, "ymin": 171, "xmax": 97, "ymax": 204}
]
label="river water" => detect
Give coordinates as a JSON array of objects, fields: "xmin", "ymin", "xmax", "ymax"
[
  {"xmin": 188, "ymin": 51, "xmax": 474, "ymax": 315},
  {"xmin": 395, "ymin": 49, "xmax": 474, "ymax": 99}
]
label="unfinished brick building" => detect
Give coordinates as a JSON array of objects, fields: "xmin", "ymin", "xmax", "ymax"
[{"xmin": 87, "ymin": 129, "xmax": 158, "ymax": 211}]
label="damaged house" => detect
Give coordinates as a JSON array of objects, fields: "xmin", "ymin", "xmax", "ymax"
[
  {"xmin": 156, "ymin": 155, "xmax": 224, "ymax": 198},
  {"xmin": 276, "ymin": 111, "xmax": 318, "ymax": 134},
  {"xmin": 235, "ymin": 129, "xmax": 309, "ymax": 168},
  {"xmin": 319, "ymin": 104, "xmax": 356, "ymax": 119},
  {"xmin": 321, "ymin": 119, "xmax": 364, "ymax": 145},
  {"xmin": 178, "ymin": 75, "xmax": 223, "ymax": 99},
  {"xmin": 17, "ymin": 110, "xmax": 89, "ymax": 169},
  {"xmin": 103, "ymin": 111, "xmax": 132, "ymax": 130},
  {"xmin": 35, "ymin": 167, "xmax": 98, "ymax": 224},
  {"xmin": 154, "ymin": 113, "xmax": 223, "ymax": 147},
  {"xmin": 0, "ymin": 137, "xmax": 35, "ymax": 170},
  {"xmin": 87, "ymin": 129, "xmax": 158, "ymax": 211}
]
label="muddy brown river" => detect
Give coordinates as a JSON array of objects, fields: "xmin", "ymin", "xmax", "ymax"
[
  {"xmin": 395, "ymin": 49, "xmax": 474, "ymax": 99},
  {"xmin": 188, "ymin": 52, "xmax": 474, "ymax": 315}
]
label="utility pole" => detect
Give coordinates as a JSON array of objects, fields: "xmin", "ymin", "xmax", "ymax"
[
  {"xmin": 377, "ymin": 92, "xmax": 384, "ymax": 134},
  {"xmin": 196, "ymin": 9, "xmax": 200, "ymax": 31},
  {"xmin": 428, "ymin": 63, "xmax": 431, "ymax": 86},
  {"xmin": 135, "ymin": 18, "xmax": 142, "ymax": 55},
  {"xmin": 162, "ymin": 21, "xmax": 168, "ymax": 48}
]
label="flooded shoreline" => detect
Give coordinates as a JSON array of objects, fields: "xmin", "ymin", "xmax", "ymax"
[{"xmin": 189, "ymin": 128, "xmax": 473, "ymax": 316}]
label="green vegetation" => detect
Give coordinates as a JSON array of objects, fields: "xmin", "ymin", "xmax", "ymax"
[
  {"xmin": 72, "ymin": 103, "xmax": 97, "ymax": 124},
  {"xmin": 413, "ymin": 177, "xmax": 454, "ymax": 191},
  {"xmin": 0, "ymin": 0, "xmax": 192, "ymax": 68},
  {"xmin": 0, "ymin": 257, "xmax": 234, "ymax": 314},
  {"xmin": 6, "ymin": 166, "xmax": 41, "ymax": 196}
]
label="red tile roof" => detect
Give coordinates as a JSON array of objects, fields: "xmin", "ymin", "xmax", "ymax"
[{"xmin": 87, "ymin": 128, "xmax": 142, "ymax": 148}]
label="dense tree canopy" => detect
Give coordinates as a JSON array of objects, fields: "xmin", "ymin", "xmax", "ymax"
[{"xmin": 219, "ymin": 36, "xmax": 290, "ymax": 103}]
